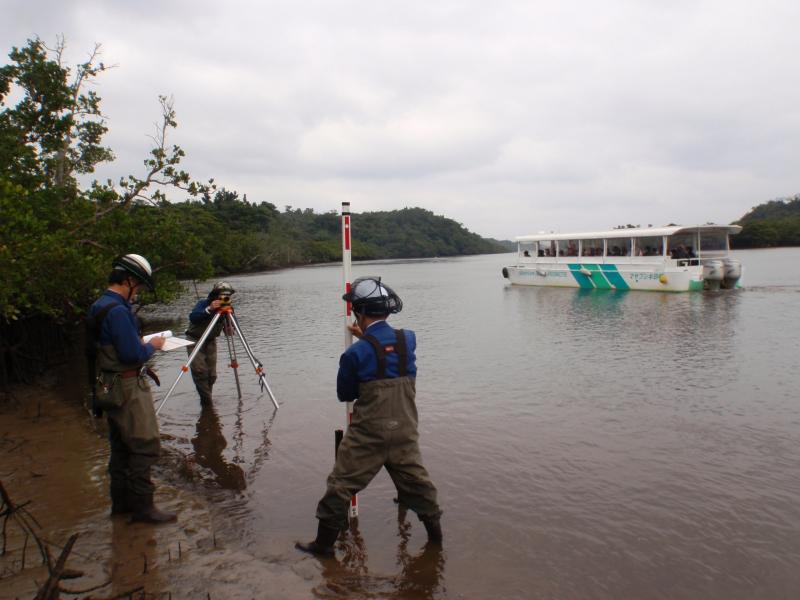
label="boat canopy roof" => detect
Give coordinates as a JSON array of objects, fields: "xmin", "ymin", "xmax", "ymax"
[{"xmin": 516, "ymin": 224, "xmax": 742, "ymax": 243}]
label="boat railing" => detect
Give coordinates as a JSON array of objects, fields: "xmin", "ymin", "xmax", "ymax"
[{"xmin": 519, "ymin": 255, "xmax": 710, "ymax": 269}]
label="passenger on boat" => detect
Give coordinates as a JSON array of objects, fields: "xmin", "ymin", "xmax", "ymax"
[
  {"xmin": 523, "ymin": 250, "xmax": 530, "ymax": 257},
  {"xmin": 670, "ymin": 245, "xmax": 690, "ymax": 259}
]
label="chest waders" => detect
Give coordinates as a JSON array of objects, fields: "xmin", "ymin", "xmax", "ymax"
[
  {"xmin": 185, "ymin": 317, "xmax": 225, "ymax": 404},
  {"xmin": 314, "ymin": 329, "xmax": 442, "ymax": 536},
  {"xmin": 94, "ymin": 317, "xmax": 175, "ymax": 523}
]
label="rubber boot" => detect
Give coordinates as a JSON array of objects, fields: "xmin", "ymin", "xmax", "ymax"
[
  {"xmin": 130, "ymin": 493, "xmax": 177, "ymax": 524},
  {"xmin": 421, "ymin": 516, "xmax": 443, "ymax": 543},
  {"xmin": 295, "ymin": 522, "xmax": 339, "ymax": 557},
  {"xmin": 110, "ymin": 486, "xmax": 131, "ymax": 516}
]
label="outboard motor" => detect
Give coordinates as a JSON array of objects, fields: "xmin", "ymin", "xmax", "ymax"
[
  {"xmin": 722, "ymin": 258, "xmax": 742, "ymax": 289},
  {"xmin": 702, "ymin": 259, "xmax": 725, "ymax": 290}
]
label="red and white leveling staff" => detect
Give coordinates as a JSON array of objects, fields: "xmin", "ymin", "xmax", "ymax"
[{"xmin": 337, "ymin": 201, "xmax": 359, "ymax": 519}]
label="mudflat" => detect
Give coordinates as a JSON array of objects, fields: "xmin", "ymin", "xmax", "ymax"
[{"xmin": 0, "ymin": 381, "xmax": 313, "ymax": 599}]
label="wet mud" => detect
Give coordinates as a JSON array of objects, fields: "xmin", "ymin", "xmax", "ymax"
[{"xmin": 0, "ymin": 375, "xmax": 315, "ymax": 600}]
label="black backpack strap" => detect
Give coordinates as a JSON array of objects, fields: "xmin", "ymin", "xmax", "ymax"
[
  {"xmin": 86, "ymin": 301, "xmax": 119, "ymax": 417},
  {"xmin": 87, "ymin": 301, "xmax": 120, "ymax": 358},
  {"xmin": 362, "ymin": 334, "xmax": 387, "ymax": 379},
  {"xmin": 393, "ymin": 329, "xmax": 408, "ymax": 377},
  {"xmin": 94, "ymin": 302, "xmax": 120, "ymax": 333}
]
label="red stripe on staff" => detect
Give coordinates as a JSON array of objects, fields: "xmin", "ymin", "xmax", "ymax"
[{"xmin": 344, "ymin": 216, "xmax": 351, "ymax": 250}]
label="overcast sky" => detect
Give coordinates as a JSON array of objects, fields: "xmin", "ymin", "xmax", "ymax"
[{"xmin": 4, "ymin": 0, "xmax": 799, "ymax": 239}]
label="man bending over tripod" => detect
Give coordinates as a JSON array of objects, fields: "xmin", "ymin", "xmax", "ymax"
[{"xmin": 185, "ymin": 282, "xmax": 235, "ymax": 405}]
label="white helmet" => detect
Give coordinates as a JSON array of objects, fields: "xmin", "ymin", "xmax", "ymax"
[
  {"xmin": 343, "ymin": 276, "xmax": 402, "ymax": 316},
  {"xmin": 112, "ymin": 254, "xmax": 155, "ymax": 290},
  {"xmin": 209, "ymin": 281, "xmax": 235, "ymax": 300}
]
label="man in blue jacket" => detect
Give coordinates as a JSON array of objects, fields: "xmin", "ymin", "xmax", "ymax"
[
  {"xmin": 90, "ymin": 254, "xmax": 175, "ymax": 524},
  {"xmin": 185, "ymin": 282, "xmax": 235, "ymax": 405},
  {"xmin": 297, "ymin": 276, "xmax": 442, "ymax": 557}
]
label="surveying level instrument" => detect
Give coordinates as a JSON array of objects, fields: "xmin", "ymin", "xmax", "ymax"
[{"xmin": 156, "ymin": 305, "xmax": 279, "ymax": 415}]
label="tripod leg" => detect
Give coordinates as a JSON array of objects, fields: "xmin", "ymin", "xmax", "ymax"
[
  {"xmin": 228, "ymin": 313, "xmax": 279, "ymax": 410},
  {"xmin": 224, "ymin": 313, "xmax": 243, "ymax": 399},
  {"xmin": 156, "ymin": 312, "xmax": 222, "ymax": 416}
]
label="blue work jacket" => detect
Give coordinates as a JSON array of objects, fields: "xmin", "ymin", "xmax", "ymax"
[
  {"xmin": 90, "ymin": 290, "xmax": 155, "ymax": 365},
  {"xmin": 337, "ymin": 320, "xmax": 417, "ymax": 402},
  {"xmin": 189, "ymin": 299, "xmax": 214, "ymax": 324}
]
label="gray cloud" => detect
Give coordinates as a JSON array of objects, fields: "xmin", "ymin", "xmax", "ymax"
[{"xmin": 3, "ymin": 0, "xmax": 799, "ymax": 238}]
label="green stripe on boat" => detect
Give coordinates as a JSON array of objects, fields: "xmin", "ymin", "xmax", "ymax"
[
  {"xmin": 599, "ymin": 264, "xmax": 630, "ymax": 290},
  {"xmin": 568, "ymin": 264, "xmax": 595, "ymax": 289},
  {"xmin": 584, "ymin": 264, "xmax": 612, "ymax": 289}
]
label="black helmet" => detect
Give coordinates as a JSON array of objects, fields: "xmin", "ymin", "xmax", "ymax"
[
  {"xmin": 112, "ymin": 254, "xmax": 155, "ymax": 291},
  {"xmin": 343, "ymin": 276, "xmax": 402, "ymax": 316},
  {"xmin": 209, "ymin": 281, "xmax": 235, "ymax": 300}
]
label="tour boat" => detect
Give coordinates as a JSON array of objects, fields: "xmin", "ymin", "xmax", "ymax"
[{"xmin": 502, "ymin": 224, "xmax": 743, "ymax": 291}]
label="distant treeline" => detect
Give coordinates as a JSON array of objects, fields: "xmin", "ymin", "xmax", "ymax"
[
  {"xmin": 165, "ymin": 191, "xmax": 507, "ymax": 271},
  {"xmin": 732, "ymin": 194, "xmax": 800, "ymax": 248}
]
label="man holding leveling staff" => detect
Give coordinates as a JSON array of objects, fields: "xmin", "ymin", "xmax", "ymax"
[
  {"xmin": 185, "ymin": 281, "xmax": 236, "ymax": 405},
  {"xmin": 297, "ymin": 276, "xmax": 442, "ymax": 556}
]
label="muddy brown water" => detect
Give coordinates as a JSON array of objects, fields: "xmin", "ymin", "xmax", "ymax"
[{"xmin": 3, "ymin": 249, "xmax": 800, "ymax": 599}]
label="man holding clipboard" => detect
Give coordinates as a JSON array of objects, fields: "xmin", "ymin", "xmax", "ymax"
[{"xmin": 89, "ymin": 254, "xmax": 176, "ymax": 524}]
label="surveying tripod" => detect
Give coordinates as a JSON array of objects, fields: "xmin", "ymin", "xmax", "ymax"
[{"xmin": 156, "ymin": 306, "xmax": 279, "ymax": 415}]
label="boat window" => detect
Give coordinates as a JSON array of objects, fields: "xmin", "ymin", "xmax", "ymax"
[
  {"xmin": 700, "ymin": 231, "xmax": 727, "ymax": 252},
  {"xmin": 605, "ymin": 238, "xmax": 631, "ymax": 256},
  {"xmin": 581, "ymin": 239, "xmax": 604, "ymax": 257},
  {"xmin": 668, "ymin": 233, "xmax": 696, "ymax": 259},
  {"xmin": 538, "ymin": 240, "xmax": 555, "ymax": 257},
  {"xmin": 557, "ymin": 239, "xmax": 579, "ymax": 257},
  {"xmin": 634, "ymin": 236, "xmax": 663, "ymax": 256},
  {"xmin": 519, "ymin": 242, "xmax": 536, "ymax": 258}
]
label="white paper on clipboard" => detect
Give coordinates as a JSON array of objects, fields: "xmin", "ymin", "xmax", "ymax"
[{"xmin": 143, "ymin": 330, "xmax": 195, "ymax": 351}]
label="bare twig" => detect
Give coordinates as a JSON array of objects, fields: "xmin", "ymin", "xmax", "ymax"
[
  {"xmin": 59, "ymin": 577, "xmax": 112, "ymax": 595},
  {"xmin": 34, "ymin": 532, "xmax": 79, "ymax": 600},
  {"xmin": 0, "ymin": 480, "xmax": 50, "ymax": 568},
  {"xmin": 87, "ymin": 586, "xmax": 145, "ymax": 600}
]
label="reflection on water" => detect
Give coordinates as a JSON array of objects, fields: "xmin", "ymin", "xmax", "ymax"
[
  {"xmin": 312, "ymin": 505, "xmax": 445, "ymax": 599},
  {"xmin": 110, "ymin": 517, "xmax": 162, "ymax": 596},
  {"xmin": 394, "ymin": 506, "xmax": 446, "ymax": 600},
  {"xmin": 191, "ymin": 403, "xmax": 246, "ymax": 491}
]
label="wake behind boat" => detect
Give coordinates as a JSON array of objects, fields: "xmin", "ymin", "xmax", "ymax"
[{"xmin": 502, "ymin": 224, "xmax": 742, "ymax": 292}]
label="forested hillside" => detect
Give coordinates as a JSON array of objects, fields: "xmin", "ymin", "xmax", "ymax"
[
  {"xmin": 732, "ymin": 195, "xmax": 800, "ymax": 248},
  {"xmin": 173, "ymin": 193, "xmax": 507, "ymax": 269}
]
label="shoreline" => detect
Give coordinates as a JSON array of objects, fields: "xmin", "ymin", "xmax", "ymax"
[{"xmin": 0, "ymin": 377, "xmax": 314, "ymax": 599}]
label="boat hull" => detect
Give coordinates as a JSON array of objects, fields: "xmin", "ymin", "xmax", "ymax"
[{"xmin": 504, "ymin": 263, "xmax": 705, "ymax": 292}]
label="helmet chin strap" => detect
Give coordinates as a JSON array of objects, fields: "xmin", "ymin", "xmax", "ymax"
[{"xmin": 125, "ymin": 277, "xmax": 137, "ymax": 303}]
